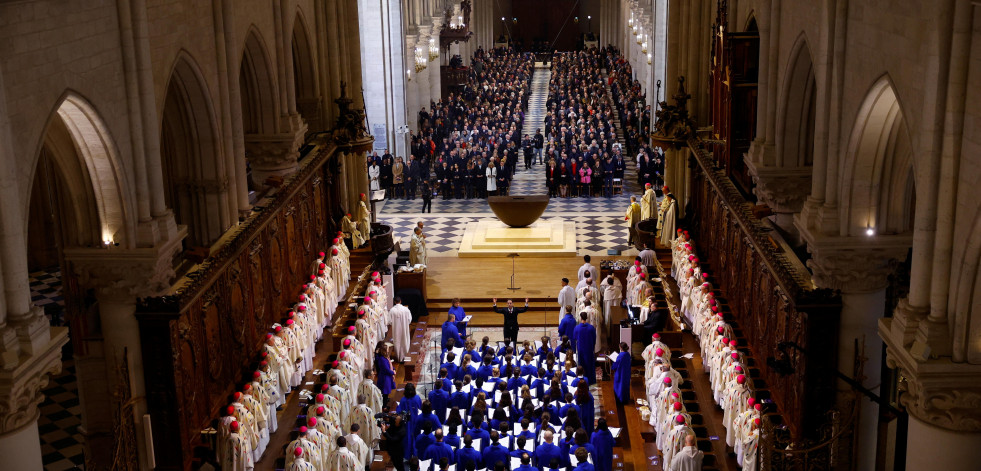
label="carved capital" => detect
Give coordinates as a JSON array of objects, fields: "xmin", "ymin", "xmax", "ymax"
[
  {"xmin": 66, "ymin": 232, "xmax": 185, "ymax": 300},
  {"xmin": 800, "ymin": 232, "xmax": 911, "ymax": 293},
  {"xmin": 0, "ymin": 325, "xmax": 68, "ymax": 433},
  {"xmin": 745, "ymin": 163, "xmax": 811, "ymax": 213},
  {"xmin": 245, "ymin": 115, "xmax": 308, "ymax": 174}
]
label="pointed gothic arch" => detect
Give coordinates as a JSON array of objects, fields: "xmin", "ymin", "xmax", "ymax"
[
  {"xmin": 240, "ymin": 27, "xmax": 280, "ymax": 135},
  {"xmin": 28, "ymin": 92, "xmax": 133, "ymax": 251},
  {"xmin": 776, "ymin": 34, "xmax": 816, "ymax": 168},
  {"xmin": 840, "ymin": 76, "xmax": 915, "ymax": 237},
  {"xmin": 160, "ymin": 52, "xmax": 228, "ymax": 247},
  {"xmin": 291, "ymin": 9, "xmax": 320, "ymax": 131}
]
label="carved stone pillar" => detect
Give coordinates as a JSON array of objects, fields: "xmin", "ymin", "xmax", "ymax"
[
  {"xmin": 745, "ymin": 162, "xmax": 811, "ymax": 243},
  {"xmin": 245, "ymin": 113, "xmax": 309, "ymax": 186},
  {"xmin": 65, "ymin": 233, "xmax": 184, "ymax": 470},
  {"xmin": 881, "ymin": 329, "xmax": 981, "ymax": 468},
  {"xmin": 0, "ymin": 311, "xmax": 68, "ymax": 471},
  {"xmin": 803, "ymin": 233, "xmax": 911, "ymax": 471}
]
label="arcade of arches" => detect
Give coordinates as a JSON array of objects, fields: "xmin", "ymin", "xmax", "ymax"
[{"xmin": 0, "ymin": 1, "xmax": 980, "ymax": 470}]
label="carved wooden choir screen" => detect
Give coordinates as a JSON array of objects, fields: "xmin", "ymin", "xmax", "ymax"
[
  {"xmin": 687, "ymin": 140, "xmax": 841, "ymax": 439},
  {"xmin": 136, "ymin": 144, "xmax": 343, "ymax": 470}
]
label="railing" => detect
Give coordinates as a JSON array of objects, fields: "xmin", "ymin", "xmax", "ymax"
[
  {"xmin": 685, "ymin": 137, "xmax": 842, "ymax": 439},
  {"xmin": 760, "ymin": 393, "xmax": 859, "ymax": 471},
  {"xmin": 135, "ymin": 141, "xmax": 344, "ymax": 470}
]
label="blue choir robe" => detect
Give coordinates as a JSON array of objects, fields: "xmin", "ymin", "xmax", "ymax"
[
  {"xmin": 476, "ymin": 364, "xmax": 495, "ymax": 380},
  {"xmin": 445, "ymin": 433, "xmax": 461, "ymax": 449},
  {"xmin": 573, "ymin": 323, "xmax": 597, "ymax": 384},
  {"xmin": 442, "ymin": 321, "xmax": 465, "ymax": 349},
  {"xmin": 558, "ymin": 314, "xmax": 577, "ymax": 347},
  {"xmin": 397, "ymin": 395, "xmax": 423, "ymax": 453},
  {"xmin": 450, "ymin": 306, "xmax": 468, "ymax": 337},
  {"xmin": 377, "ymin": 355, "xmax": 397, "ymax": 395},
  {"xmin": 423, "ymin": 442, "xmax": 456, "ymax": 463},
  {"xmin": 438, "ymin": 377, "xmax": 454, "ymax": 392},
  {"xmin": 458, "ymin": 365, "xmax": 477, "ymax": 381},
  {"xmin": 441, "ymin": 361, "xmax": 460, "ymax": 381},
  {"xmin": 429, "ymin": 388, "xmax": 450, "ymax": 418},
  {"xmin": 415, "ymin": 432, "xmax": 435, "ymax": 459},
  {"xmin": 612, "ymin": 353, "xmax": 631, "ymax": 403},
  {"xmin": 456, "ymin": 446, "xmax": 483, "ymax": 469},
  {"xmin": 577, "ymin": 396, "xmax": 595, "ymax": 435},
  {"xmin": 590, "ymin": 430, "xmax": 615, "ymax": 471},
  {"xmin": 481, "ymin": 443, "xmax": 511, "ymax": 470},
  {"xmin": 450, "ymin": 390, "xmax": 471, "ymax": 410},
  {"xmin": 465, "ymin": 427, "xmax": 490, "ymax": 447},
  {"xmin": 559, "ymin": 403, "xmax": 581, "ymax": 421},
  {"xmin": 418, "ymin": 412, "xmax": 443, "ymax": 430},
  {"xmin": 507, "ymin": 376, "xmax": 528, "ymax": 392},
  {"xmin": 535, "ymin": 442, "xmax": 566, "ymax": 469},
  {"xmin": 574, "ymin": 462, "xmax": 596, "ymax": 471},
  {"xmin": 514, "ymin": 464, "xmax": 538, "ymax": 471},
  {"xmin": 519, "ymin": 364, "xmax": 539, "ymax": 376}
]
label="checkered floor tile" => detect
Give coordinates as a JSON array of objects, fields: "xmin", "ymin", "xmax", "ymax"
[
  {"xmin": 30, "ymin": 267, "xmax": 86, "ymax": 470},
  {"xmin": 38, "ymin": 358, "xmax": 85, "ymax": 470}
]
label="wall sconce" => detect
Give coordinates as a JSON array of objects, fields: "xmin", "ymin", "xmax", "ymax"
[
  {"xmin": 574, "ymin": 16, "xmax": 579, "ymax": 24},
  {"xmin": 414, "ymin": 46, "xmax": 427, "ymax": 72},
  {"xmin": 406, "ymin": 69, "xmax": 412, "ymax": 81},
  {"xmin": 865, "ymin": 226, "xmax": 875, "ymax": 236},
  {"xmin": 512, "ymin": 17, "xmax": 517, "ymax": 24},
  {"xmin": 429, "ymin": 38, "xmax": 438, "ymax": 61},
  {"xmin": 647, "ymin": 53, "xmax": 652, "ymax": 65}
]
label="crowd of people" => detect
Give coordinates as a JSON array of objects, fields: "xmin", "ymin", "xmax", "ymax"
[
  {"xmin": 363, "ymin": 46, "xmax": 666, "ymax": 206},
  {"xmin": 365, "ymin": 47, "xmax": 533, "ymax": 205}
]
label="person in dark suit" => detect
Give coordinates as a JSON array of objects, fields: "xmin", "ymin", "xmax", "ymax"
[{"xmin": 491, "ymin": 298, "xmax": 529, "ymax": 345}]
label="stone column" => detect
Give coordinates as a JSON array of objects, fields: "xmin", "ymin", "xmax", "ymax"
[
  {"xmin": 245, "ymin": 114, "xmax": 309, "ymax": 186},
  {"xmin": 65, "ymin": 234, "xmax": 184, "ymax": 470},
  {"xmin": 804, "ymin": 236, "xmax": 910, "ymax": 471},
  {"xmin": 0, "ymin": 310, "xmax": 68, "ymax": 471}
]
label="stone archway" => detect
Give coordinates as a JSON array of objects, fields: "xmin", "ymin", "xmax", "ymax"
[
  {"xmin": 25, "ymin": 92, "xmax": 134, "ymax": 469},
  {"xmin": 777, "ymin": 37, "xmax": 816, "ymax": 168},
  {"xmin": 841, "ymin": 78, "xmax": 915, "ymax": 237},
  {"xmin": 292, "ymin": 11, "xmax": 322, "ymax": 132},
  {"xmin": 160, "ymin": 53, "xmax": 230, "ymax": 247}
]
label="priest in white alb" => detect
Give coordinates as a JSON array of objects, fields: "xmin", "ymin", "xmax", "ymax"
[{"xmin": 390, "ymin": 296, "xmax": 412, "ymax": 361}]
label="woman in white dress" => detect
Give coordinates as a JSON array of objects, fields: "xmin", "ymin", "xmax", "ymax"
[{"xmin": 486, "ymin": 162, "xmax": 498, "ymax": 195}]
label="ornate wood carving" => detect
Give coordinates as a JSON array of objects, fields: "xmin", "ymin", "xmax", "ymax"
[
  {"xmin": 688, "ymin": 138, "xmax": 841, "ymax": 440},
  {"xmin": 135, "ymin": 144, "xmax": 341, "ymax": 470},
  {"xmin": 709, "ymin": 0, "xmax": 759, "ymax": 194}
]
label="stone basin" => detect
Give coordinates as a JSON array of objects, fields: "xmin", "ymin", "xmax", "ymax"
[{"xmin": 487, "ymin": 195, "xmax": 550, "ymax": 227}]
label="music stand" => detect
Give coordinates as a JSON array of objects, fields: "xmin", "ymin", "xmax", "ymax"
[{"xmin": 506, "ymin": 253, "xmax": 521, "ymax": 291}]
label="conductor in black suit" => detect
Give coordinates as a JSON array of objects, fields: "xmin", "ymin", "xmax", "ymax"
[{"xmin": 492, "ymin": 298, "xmax": 529, "ymax": 344}]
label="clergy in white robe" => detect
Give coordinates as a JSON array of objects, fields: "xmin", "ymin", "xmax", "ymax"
[
  {"xmin": 741, "ymin": 420, "xmax": 761, "ymax": 471},
  {"xmin": 557, "ymin": 278, "xmax": 576, "ymax": 317},
  {"xmin": 600, "ymin": 275, "xmax": 623, "ymax": 335},
  {"xmin": 659, "ymin": 195, "xmax": 678, "ymax": 247},
  {"xmin": 640, "ymin": 183, "xmax": 657, "ymax": 221},
  {"xmin": 723, "ymin": 375, "xmax": 752, "ymax": 434},
  {"xmin": 286, "ymin": 450, "xmax": 316, "ymax": 471},
  {"xmin": 663, "ymin": 415, "xmax": 694, "ymax": 470},
  {"xmin": 353, "ymin": 394, "xmax": 382, "ymax": 449},
  {"xmin": 390, "ymin": 297, "xmax": 412, "ymax": 361},
  {"xmin": 326, "ymin": 436, "xmax": 361, "ymax": 471},
  {"xmin": 285, "ymin": 432, "xmax": 322, "ymax": 471},
  {"xmin": 342, "ymin": 213, "xmax": 366, "ymax": 248},
  {"xmin": 655, "ymin": 186, "xmax": 672, "ymax": 234},
  {"xmin": 358, "ymin": 193, "xmax": 372, "ymax": 238},
  {"xmin": 305, "ymin": 417, "xmax": 332, "ymax": 467},
  {"xmin": 346, "ymin": 425, "xmax": 371, "ymax": 467},
  {"xmin": 222, "ymin": 422, "xmax": 255, "ymax": 471},
  {"xmin": 577, "ymin": 256, "xmax": 599, "ymax": 282},
  {"xmin": 669, "ymin": 434, "xmax": 704, "ymax": 471},
  {"xmin": 624, "ymin": 196, "xmax": 641, "ymax": 244},
  {"xmin": 410, "ymin": 227, "xmax": 428, "ymax": 266},
  {"xmin": 369, "ymin": 163, "xmax": 381, "ymax": 191}
]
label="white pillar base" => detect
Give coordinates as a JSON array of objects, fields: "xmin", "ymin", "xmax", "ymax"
[
  {"xmin": 0, "ymin": 419, "xmax": 43, "ymax": 471},
  {"xmin": 907, "ymin": 416, "xmax": 981, "ymax": 470}
]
